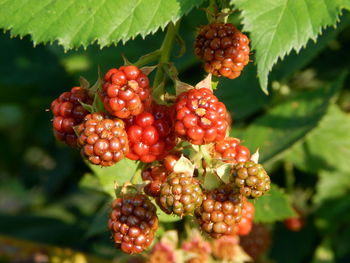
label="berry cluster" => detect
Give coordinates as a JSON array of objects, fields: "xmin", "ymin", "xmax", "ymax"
[
  {"xmin": 101, "ymin": 65, "xmax": 151, "ymax": 118},
  {"xmin": 108, "ymin": 194, "xmax": 158, "ymax": 254},
  {"xmin": 77, "ymin": 113, "xmax": 129, "ymax": 166},
  {"xmin": 214, "ymin": 137, "xmax": 250, "ymax": 163},
  {"xmin": 195, "ymin": 22, "xmax": 250, "ymax": 79},
  {"xmin": 232, "ymin": 161, "xmax": 271, "ymax": 198},
  {"xmin": 125, "ymin": 104, "xmax": 176, "ymax": 163},
  {"xmin": 175, "ymin": 88, "xmax": 229, "ymax": 145},
  {"xmin": 51, "ymin": 86, "xmax": 92, "ymax": 147},
  {"xmin": 49, "ymin": 20, "xmax": 273, "ymax": 257},
  {"xmin": 195, "ymin": 186, "xmax": 243, "ymax": 238},
  {"xmin": 158, "ymin": 172, "xmax": 203, "ymax": 216}
]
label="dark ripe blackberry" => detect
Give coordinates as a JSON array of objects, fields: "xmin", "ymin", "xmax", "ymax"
[
  {"xmin": 158, "ymin": 173, "xmax": 203, "ymax": 216},
  {"xmin": 108, "ymin": 194, "xmax": 159, "ymax": 254},
  {"xmin": 100, "ymin": 65, "xmax": 152, "ymax": 119},
  {"xmin": 240, "ymin": 223, "xmax": 271, "ymax": 260},
  {"xmin": 77, "ymin": 112, "xmax": 129, "ymax": 166},
  {"xmin": 195, "ymin": 22, "xmax": 250, "ymax": 79},
  {"xmin": 214, "ymin": 137, "xmax": 250, "ymax": 164},
  {"xmin": 175, "ymin": 88, "xmax": 229, "ymax": 145},
  {"xmin": 51, "ymin": 86, "xmax": 92, "ymax": 147},
  {"xmin": 195, "ymin": 185, "xmax": 244, "ymax": 238},
  {"xmin": 232, "ymin": 161, "xmax": 270, "ymax": 199}
]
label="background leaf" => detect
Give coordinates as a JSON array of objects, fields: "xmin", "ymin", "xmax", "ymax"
[
  {"xmin": 232, "ymin": 0, "xmax": 350, "ymax": 92},
  {"xmin": 87, "ymin": 159, "xmax": 138, "ymax": 197},
  {"xmin": 286, "ymin": 105, "xmax": 350, "ymax": 173},
  {"xmin": 0, "ymin": 0, "xmax": 204, "ymax": 50},
  {"xmin": 253, "ymin": 184, "xmax": 295, "ymax": 223},
  {"xmin": 231, "ymin": 73, "xmax": 346, "ymax": 164}
]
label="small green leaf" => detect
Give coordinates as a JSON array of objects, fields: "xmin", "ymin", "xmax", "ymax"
[
  {"xmin": 87, "ymin": 159, "xmax": 138, "ymax": 197},
  {"xmin": 233, "ymin": 0, "xmax": 350, "ymax": 92},
  {"xmin": 254, "ymin": 184, "xmax": 295, "ymax": 223}
]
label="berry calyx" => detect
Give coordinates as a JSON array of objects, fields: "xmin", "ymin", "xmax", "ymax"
[
  {"xmin": 101, "ymin": 65, "xmax": 152, "ymax": 118},
  {"xmin": 195, "ymin": 185, "xmax": 243, "ymax": 238},
  {"xmin": 108, "ymin": 194, "xmax": 159, "ymax": 254},
  {"xmin": 195, "ymin": 22, "xmax": 250, "ymax": 79},
  {"xmin": 51, "ymin": 86, "xmax": 92, "ymax": 147},
  {"xmin": 214, "ymin": 137, "xmax": 250, "ymax": 164},
  {"xmin": 175, "ymin": 88, "xmax": 229, "ymax": 145},
  {"xmin": 158, "ymin": 173, "xmax": 203, "ymax": 216},
  {"xmin": 232, "ymin": 161, "xmax": 271, "ymax": 199},
  {"xmin": 126, "ymin": 104, "xmax": 176, "ymax": 163},
  {"xmin": 77, "ymin": 112, "xmax": 129, "ymax": 166}
]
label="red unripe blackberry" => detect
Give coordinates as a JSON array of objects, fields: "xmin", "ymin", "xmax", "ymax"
[
  {"xmin": 175, "ymin": 88, "xmax": 229, "ymax": 145},
  {"xmin": 214, "ymin": 137, "xmax": 250, "ymax": 164},
  {"xmin": 158, "ymin": 173, "xmax": 203, "ymax": 216},
  {"xmin": 126, "ymin": 104, "xmax": 176, "ymax": 163},
  {"xmin": 232, "ymin": 161, "xmax": 271, "ymax": 199},
  {"xmin": 237, "ymin": 199, "xmax": 254, "ymax": 235},
  {"xmin": 141, "ymin": 153, "xmax": 180, "ymax": 197},
  {"xmin": 284, "ymin": 208, "xmax": 305, "ymax": 231},
  {"xmin": 240, "ymin": 224, "xmax": 271, "ymax": 260},
  {"xmin": 195, "ymin": 22, "xmax": 250, "ymax": 79},
  {"xmin": 108, "ymin": 194, "xmax": 159, "ymax": 254},
  {"xmin": 195, "ymin": 185, "xmax": 243, "ymax": 238},
  {"xmin": 100, "ymin": 65, "xmax": 152, "ymax": 119},
  {"xmin": 77, "ymin": 112, "xmax": 129, "ymax": 166},
  {"xmin": 51, "ymin": 86, "xmax": 92, "ymax": 147},
  {"xmin": 142, "ymin": 164, "xmax": 169, "ymax": 197},
  {"xmin": 163, "ymin": 152, "xmax": 181, "ymax": 172}
]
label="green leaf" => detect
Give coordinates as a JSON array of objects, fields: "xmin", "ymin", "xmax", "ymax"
[
  {"xmin": 314, "ymin": 170, "xmax": 350, "ymax": 205},
  {"xmin": 232, "ymin": 0, "xmax": 350, "ymax": 93},
  {"xmin": 272, "ymin": 14, "xmax": 350, "ymax": 81},
  {"xmin": 231, "ymin": 73, "xmax": 346, "ymax": 164},
  {"xmin": 0, "ymin": 0, "xmax": 204, "ymax": 50},
  {"xmin": 156, "ymin": 208, "xmax": 181, "ymax": 223},
  {"xmin": 216, "ymin": 64, "xmax": 269, "ymax": 121},
  {"xmin": 254, "ymin": 184, "xmax": 295, "ymax": 223},
  {"xmin": 286, "ymin": 106, "xmax": 350, "ymax": 173},
  {"xmin": 86, "ymin": 202, "xmax": 110, "ymax": 237},
  {"xmin": 87, "ymin": 159, "xmax": 138, "ymax": 197}
]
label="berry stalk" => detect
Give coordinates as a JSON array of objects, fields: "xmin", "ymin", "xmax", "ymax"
[{"xmin": 153, "ymin": 21, "xmax": 181, "ymax": 103}]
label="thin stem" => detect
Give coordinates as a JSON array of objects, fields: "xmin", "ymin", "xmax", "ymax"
[
  {"xmin": 153, "ymin": 21, "xmax": 181, "ymax": 103},
  {"xmin": 134, "ymin": 49, "xmax": 161, "ymax": 67},
  {"xmin": 284, "ymin": 161, "xmax": 295, "ymax": 193}
]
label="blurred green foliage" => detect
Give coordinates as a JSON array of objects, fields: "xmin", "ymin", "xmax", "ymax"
[{"xmin": 0, "ymin": 6, "xmax": 350, "ymax": 263}]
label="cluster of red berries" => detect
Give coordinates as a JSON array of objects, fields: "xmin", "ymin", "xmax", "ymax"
[
  {"xmin": 50, "ymin": 86, "xmax": 92, "ymax": 147},
  {"xmin": 49, "ymin": 21, "xmax": 271, "ymax": 256},
  {"xmin": 195, "ymin": 22, "xmax": 250, "ymax": 79}
]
